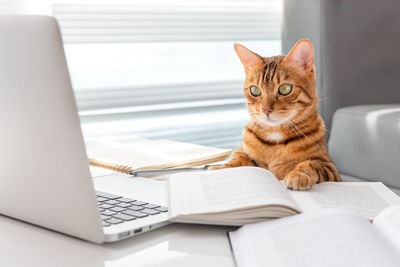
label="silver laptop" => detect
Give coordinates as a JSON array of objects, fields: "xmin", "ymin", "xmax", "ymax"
[{"xmin": 0, "ymin": 15, "xmax": 170, "ymax": 243}]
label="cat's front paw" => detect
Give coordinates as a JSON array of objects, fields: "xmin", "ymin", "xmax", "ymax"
[{"xmin": 284, "ymin": 170, "xmax": 315, "ymax": 191}]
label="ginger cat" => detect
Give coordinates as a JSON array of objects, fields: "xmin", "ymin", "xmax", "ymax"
[{"xmin": 210, "ymin": 39, "xmax": 341, "ymax": 190}]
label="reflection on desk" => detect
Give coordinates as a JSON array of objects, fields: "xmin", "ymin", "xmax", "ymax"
[{"xmin": 0, "ymin": 215, "xmax": 236, "ymax": 267}]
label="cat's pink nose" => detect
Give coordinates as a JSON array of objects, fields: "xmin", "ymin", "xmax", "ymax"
[{"xmin": 263, "ymin": 108, "xmax": 273, "ymax": 115}]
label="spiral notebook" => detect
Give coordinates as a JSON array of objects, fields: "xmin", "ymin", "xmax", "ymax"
[{"xmin": 87, "ymin": 138, "xmax": 232, "ymax": 174}]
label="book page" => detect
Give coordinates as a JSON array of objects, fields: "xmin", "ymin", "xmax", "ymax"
[
  {"xmin": 373, "ymin": 205, "xmax": 400, "ymax": 252},
  {"xmin": 168, "ymin": 167, "xmax": 300, "ymax": 219},
  {"xmin": 229, "ymin": 209, "xmax": 400, "ymax": 267},
  {"xmin": 288, "ymin": 182, "xmax": 400, "ymax": 220}
]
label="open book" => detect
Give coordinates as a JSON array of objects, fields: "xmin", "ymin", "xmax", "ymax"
[
  {"xmin": 228, "ymin": 207, "xmax": 400, "ymax": 267},
  {"xmin": 86, "ymin": 138, "xmax": 231, "ymax": 174},
  {"xmin": 168, "ymin": 167, "xmax": 400, "ymax": 225}
]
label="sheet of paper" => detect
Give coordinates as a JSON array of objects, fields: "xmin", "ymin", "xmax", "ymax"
[
  {"xmin": 374, "ymin": 204, "xmax": 400, "ymax": 251},
  {"xmin": 229, "ymin": 209, "xmax": 400, "ymax": 267},
  {"xmin": 288, "ymin": 182, "xmax": 400, "ymax": 220},
  {"xmin": 168, "ymin": 167, "xmax": 299, "ymax": 217}
]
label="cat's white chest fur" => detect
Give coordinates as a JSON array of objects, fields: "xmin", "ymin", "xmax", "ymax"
[{"xmin": 265, "ymin": 132, "xmax": 284, "ymax": 142}]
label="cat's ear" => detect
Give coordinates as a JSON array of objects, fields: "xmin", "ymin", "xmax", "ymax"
[
  {"xmin": 283, "ymin": 39, "xmax": 314, "ymax": 72},
  {"xmin": 234, "ymin": 44, "xmax": 264, "ymax": 73}
]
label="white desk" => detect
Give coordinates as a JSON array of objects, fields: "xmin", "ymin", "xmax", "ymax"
[{"xmin": 0, "ymin": 214, "xmax": 236, "ymax": 267}]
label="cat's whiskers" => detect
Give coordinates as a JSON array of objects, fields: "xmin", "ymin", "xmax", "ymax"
[
  {"xmin": 287, "ymin": 120, "xmax": 306, "ymax": 138},
  {"xmin": 253, "ymin": 110, "xmax": 296, "ymax": 129},
  {"xmin": 284, "ymin": 121, "xmax": 305, "ymax": 147},
  {"xmin": 252, "ymin": 116, "xmax": 262, "ymax": 135},
  {"xmin": 287, "ymin": 119, "xmax": 317, "ymax": 145},
  {"xmin": 283, "ymin": 121, "xmax": 298, "ymax": 137},
  {"xmin": 290, "ymin": 117, "xmax": 323, "ymax": 131},
  {"xmin": 285, "ymin": 121, "xmax": 310, "ymax": 150},
  {"xmin": 274, "ymin": 110, "xmax": 295, "ymax": 127},
  {"xmin": 290, "ymin": 118, "xmax": 313, "ymax": 129}
]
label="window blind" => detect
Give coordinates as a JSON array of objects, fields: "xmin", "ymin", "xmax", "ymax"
[
  {"xmin": 77, "ymin": 80, "xmax": 248, "ymax": 149},
  {"xmin": 54, "ymin": 0, "xmax": 282, "ymax": 149},
  {"xmin": 53, "ymin": 0, "xmax": 281, "ymax": 43}
]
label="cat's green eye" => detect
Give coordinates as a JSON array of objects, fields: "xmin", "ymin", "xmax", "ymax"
[
  {"xmin": 278, "ymin": 83, "xmax": 293, "ymax": 96},
  {"xmin": 250, "ymin": 86, "xmax": 262, "ymax": 97}
]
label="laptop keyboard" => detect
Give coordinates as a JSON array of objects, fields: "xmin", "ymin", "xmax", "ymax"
[{"xmin": 96, "ymin": 191, "xmax": 168, "ymax": 227}]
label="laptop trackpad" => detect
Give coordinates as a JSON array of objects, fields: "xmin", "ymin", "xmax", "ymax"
[{"xmin": 93, "ymin": 174, "xmax": 168, "ymax": 206}]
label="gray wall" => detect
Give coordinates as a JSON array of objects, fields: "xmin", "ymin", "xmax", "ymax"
[
  {"xmin": 282, "ymin": 0, "xmax": 400, "ymax": 131},
  {"xmin": 282, "ymin": 0, "xmax": 322, "ymax": 111}
]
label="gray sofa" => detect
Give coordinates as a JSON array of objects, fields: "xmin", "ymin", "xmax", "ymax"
[
  {"xmin": 328, "ymin": 105, "xmax": 400, "ymax": 194},
  {"xmin": 282, "ymin": 0, "xmax": 400, "ymax": 192}
]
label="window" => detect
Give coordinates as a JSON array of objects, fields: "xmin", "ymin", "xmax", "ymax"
[{"xmin": 4, "ymin": 0, "xmax": 283, "ymax": 149}]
